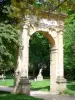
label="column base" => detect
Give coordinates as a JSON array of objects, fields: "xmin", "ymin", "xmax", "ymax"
[
  {"xmin": 56, "ymin": 76, "xmax": 67, "ymax": 94},
  {"xmin": 16, "ymin": 77, "xmax": 30, "ymax": 95}
]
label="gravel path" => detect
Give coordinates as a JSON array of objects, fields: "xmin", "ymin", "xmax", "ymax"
[
  {"xmin": 31, "ymin": 91, "xmax": 75, "ymax": 100},
  {"xmin": 0, "ymin": 86, "xmax": 75, "ymax": 100}
]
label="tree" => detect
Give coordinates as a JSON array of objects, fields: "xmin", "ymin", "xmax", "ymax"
[
  {"xmin": 11, "ymin": 0, "xmax": 75, "ymax": 22},
  {"xmin": 29, "ymin": 32, "xmax": 50, "ymax": 78},
  {"xmin": 0, "ymin": 23, "xmax": 19, "ymax": 72},
  {"xmin": 64, "ymin": 13, "xmax": 75, "ymax": 80},
  {"xmin": 0, "ymin": 0, "xmax": 19, "ymax": 73}
]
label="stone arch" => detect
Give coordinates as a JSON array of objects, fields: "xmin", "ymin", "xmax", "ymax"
[
  {"xmin": 30, "ymin": 30, "xmax": 55, "ymax": 47},
  {"xmin": 15, "ymin": 14, "xmax": 67, "ymax": 95},
  {"xmin": 29, "ymin": 30, "xmax": 56, "ymax": 91}
]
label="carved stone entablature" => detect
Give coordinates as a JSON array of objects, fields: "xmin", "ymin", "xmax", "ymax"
[{"xmin": 30, "ymin": 17, "xmax": 64, "ymax": 29}]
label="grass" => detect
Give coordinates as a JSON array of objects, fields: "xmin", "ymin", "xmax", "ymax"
[
  {"xmin": 0, "ymin": 92, "xmax": 43, "ymax": 100},
  {"xmin": 0, "ymin": 79, "xmax": 14, "ymax": 87},
  {"xmin": 31, "ymin": 79, "xmax": 50, "ymax": 91},
  {"xmin": 0, "ymin": 79, "xmax": 75, "ymax": 96},
  {"xmin": 0, "ymin": 79, "xmax": 50, "ymax": 91},
  {"xmin": 64, "ymin": 81, "xmax": 75, "ymax": 96}
]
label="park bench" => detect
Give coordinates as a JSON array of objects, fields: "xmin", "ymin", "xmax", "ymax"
[{"xmin": 0, "ymin": 74, "xmax": 6, "ymax": 80}]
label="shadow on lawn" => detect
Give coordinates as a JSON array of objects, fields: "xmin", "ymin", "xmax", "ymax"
[
  {"xmin": 31, "ymin": 84, "xmax": 75, "ymax": 92},
  {"xmin": 0, "ymin": 91, "xmax": 43, "ymax": 100},
  {"xmin": 31, "ymin": 86, "xmax": 50, "ymax": 91},
  {"xmin": 0, "ymin": 91, "xmax": 10, "ymax": 94}
]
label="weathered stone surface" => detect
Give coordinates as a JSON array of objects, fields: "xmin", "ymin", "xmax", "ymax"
[
  {"xmin": 16, "ymin": 14, "xmax": 67, "ymax": 94},
  {"xmin": 16, "ymin": 77, "xmax": 30, "ymax": 95},
  {"xmin": 56, "ymin": 76, "xmax": 67, "ymax": 94}
]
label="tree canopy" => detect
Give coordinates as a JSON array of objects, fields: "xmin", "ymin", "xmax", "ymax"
[
  {"xmin": 64, "ymin": 13, "xmax": 75, "ymax": 80},
  {"xmin": 29, "ymin": 32, "xmax": 50, "ymax": 77},
  {"xmin": 12, "ymin": 0, "xmax": 75, "ymax": 18},
  {"xmin": 0, "ymin": 0, "xmax": 19, "ymax": 72}
]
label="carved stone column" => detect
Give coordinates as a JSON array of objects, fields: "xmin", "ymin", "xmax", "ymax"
[
  {"xmin": 19, "ymin": 22, "xmax": 30, "ymax": 95},
  {"xmin": 21, "ymin": 24, "xmax": 29, "ymax": 78},
  {"xmin": 56, "ymin": 31, "xmax": 66, "ymax": 93},
  {"xmin": 50, "ymin": 47, "xmax": 59, "ymax": 93},
  {"xmin": 50, "ymin": 30, "xmax": 59, "ymax": 93},
  {"xmin": 14, "ymin": 19, "xmax": 30, "ymax": 95}
]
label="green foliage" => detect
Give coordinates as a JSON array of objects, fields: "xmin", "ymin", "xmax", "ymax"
[
  {"xmin": 11, "ymin": 0, "xmax": 35, "ymax": 24},
  {"xmin": 11, "ymin": 0, "xmax": 75, "ymax": 20},
  {"xmin": 64, "ymin": 89, "xmax": 75, "ymax": 96},
  {"xmin": 0, "ymin": 0, "xmax": 19, "ymax": 72},
  {"xmin": 64, "ymin": 81, "xmax": 75, "ymax": 96},
  {"xmin": 0, "ymin": 93, "xmax": 43, "ymax": 100},
  {"xmin": 0, "ymin": 0, "xmax": 14, "ymax": 23},
  {"xmin": 64, "ymin": 13, "xmax": 75, "ymax": 80},
  {"xmin": 29, "ymin": 32, "xmax": 50, "ymax": 77},
  {"xmin": 0, "ymin": 23, "xmax": 19, "ymax": 71}
]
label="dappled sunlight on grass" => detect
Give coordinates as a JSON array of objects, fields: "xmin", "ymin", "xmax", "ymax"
[
  {"xmin": 0, "ymin": 79, "xmax": 14, "ymax": 87},
  {"xmin": 0, "ymin": 92, "xmax": 43, "ymax": 100},
  {"xmin": 30, "ymin": 79, "xmax": 50, "ymax": 91},
  {"xmin": 0, "ymin": 79, "xmax": 75, "ymax": 96}
]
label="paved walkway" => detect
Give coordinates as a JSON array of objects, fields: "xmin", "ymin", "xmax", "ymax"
[
  {"xmin": 31, "ymin": 91, "xmax": 75, "ymax": 100},
  {"xmin": 0, "ymin": 86, "xmax": 75, "ymax": 100}
]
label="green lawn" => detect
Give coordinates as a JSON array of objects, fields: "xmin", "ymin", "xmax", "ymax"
[
  {"xmin": 31, "ymin": 79, "xmax": 50, "ymax": 91},
  {"xmin": 0, "ymin": 92, "xmax": 43, "ymax": 100},
  {"xmin": 0, "ymin": 79, "xmax": 75, "ymax": 96},
  {"xmin": 0, "ymin": 79, "xmax": 50, "ymax": 91},
  {"xmin": 0, "ymin": 79, "xmax": 14, "ymax": 87},
  {"xmin": 64, "ymin": 81, "xmax": 75, "ymax": 96}
]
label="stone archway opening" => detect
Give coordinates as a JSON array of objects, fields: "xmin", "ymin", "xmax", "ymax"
[{"xmin": 29, "ymin": 31, "xmax": 55, "ymax": 92}]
